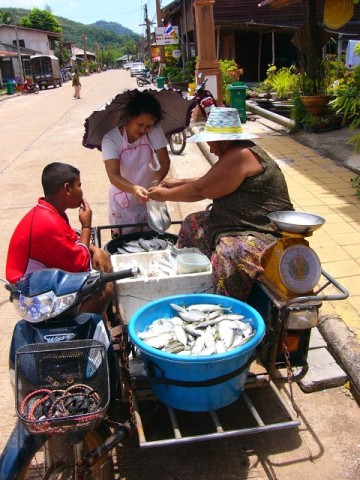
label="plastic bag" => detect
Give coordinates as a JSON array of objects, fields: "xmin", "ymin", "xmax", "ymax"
[{"xmin": 146, "ymin": 199, "xmax": 171, "ymax": 234}]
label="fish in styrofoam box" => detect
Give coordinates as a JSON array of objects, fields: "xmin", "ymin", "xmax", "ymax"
[{"xmin": 111, "ymin": 251, "xmax": 213, "ymax": 324}]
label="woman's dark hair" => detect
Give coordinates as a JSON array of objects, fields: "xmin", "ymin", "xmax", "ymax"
[
  {"xmin": 125, "ymin": 91, "xmax": 162, "ymax": 123},
  {"xmin": 42, "ymin": 162, "xmax": 80, "ymax": 196}
]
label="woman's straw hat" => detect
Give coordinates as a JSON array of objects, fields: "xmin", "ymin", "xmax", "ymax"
[{"xmin": 187, "ymin": 106, "xmax": 259, "ymax": 143}]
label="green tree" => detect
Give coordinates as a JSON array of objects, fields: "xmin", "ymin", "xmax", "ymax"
[
  {"xmin": 20, "ymin": 8, "xmax": 62, "ymax": 33},
  {"xmin": 55, "ymin": 42, "xmax": 71, "ymax": 67},
  {"xmin": 124, "ymin": 40, "xmax": 137, "ymax": 60},
  {"xmin": 0, "ymin": 10, "xmax": 14, "ymax": 24}
]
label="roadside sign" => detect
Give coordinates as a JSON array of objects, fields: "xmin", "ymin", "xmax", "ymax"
[{"xmin": 155, "ymin": 27, "xmax": 179, "ymax": 46}]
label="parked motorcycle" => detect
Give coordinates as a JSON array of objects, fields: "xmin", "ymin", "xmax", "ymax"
[
  {"xmin": 136, "ymin": 70, "xmax": 154, "ymax": 87},
  {"xmin": 169, "ymin": 75, "xmax": 217, "ymax": 155},
  {"xmin": 23, "ymin": 80, "xmax": 40, "ymax": 94},
  {"xmin": 194, "ymin": 75, "xmax": 217, "ymax": 118},
  {"xmin": 0, "ymin": 266, "xmax": 139, "ymax": 480}
]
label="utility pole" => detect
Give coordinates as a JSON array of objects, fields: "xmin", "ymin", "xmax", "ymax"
[
  {"xmin": 155, "ymin": 0, "xmax": 166, "ymax": 65},
  {"xmin": 13, "ymin": 10, "xmax": 24, "ymax": 83},
  {"xmin": 81, "ymin": 33, "xmax": 90, "ymax": 76},
  {"xmin": 144, "ymin": 4, "xmax": 152, "ymax": 63},
  {"xmin": 95, "ymin": 43, "xmax": 99, "ymax": 72}
]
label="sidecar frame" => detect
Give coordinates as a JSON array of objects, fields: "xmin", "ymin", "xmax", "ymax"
[{"xmin": 94, "ymin": 222, "xmax": 348, "ymax": 448}]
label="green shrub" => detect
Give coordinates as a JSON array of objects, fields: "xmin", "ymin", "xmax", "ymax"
[
  {"xmin": 262, "ymin": 65, "xmax": 299, "ymax": 99},
  {"xmin": 219, "ymin": 59, "xmax": 244, "ymax": 105}
]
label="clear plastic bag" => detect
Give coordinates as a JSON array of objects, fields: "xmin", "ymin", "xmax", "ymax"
[{"xmin": 146, "ymin": 199, "xmax": 171, "ymax": 234}]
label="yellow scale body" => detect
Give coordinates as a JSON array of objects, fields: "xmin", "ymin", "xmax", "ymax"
[{"xmin": 259, "ymin": 231, "xmax": 321, "ymax": 301}]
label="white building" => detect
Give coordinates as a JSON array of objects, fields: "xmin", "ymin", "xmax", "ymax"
[{"xmin": 0, "ymin": 24, "xmax": 60, "ymax": 84}]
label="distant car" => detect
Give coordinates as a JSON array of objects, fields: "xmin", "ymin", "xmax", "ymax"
[
  {"xmin": 123, "ymin": 62, "xmax": 133, "ymax": 70},
  {"xmin": 130, "ymin": 62, "xmax": 146, "ymax": 77}
]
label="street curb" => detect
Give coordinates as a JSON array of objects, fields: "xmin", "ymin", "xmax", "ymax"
[
  {"xmin": 190, "ymin": 123, "xmax": 360, "ymax": 402},
  {"xmin": 0, "ymin": 92, "xmax": 22, "ymax": 102},
  {"xmin": 318, "ymin": 315, "xmax": 360, "ymax": 402}
]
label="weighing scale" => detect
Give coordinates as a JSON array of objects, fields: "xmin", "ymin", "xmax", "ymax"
[
  {"xmin": 248, "ymin": 211, "xmax": 327, "ymax": 379},
  {"xmin": 259, "ymin": 211, "xmax": 325, "ymax": 301}
]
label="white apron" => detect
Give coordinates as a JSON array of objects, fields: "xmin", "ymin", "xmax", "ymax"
[{"xmin": 109, "ymin": 128, "xmax": 157, "ymax": 233}]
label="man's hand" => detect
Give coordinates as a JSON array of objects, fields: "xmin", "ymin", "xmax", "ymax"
[
  {"xmin": 79, "ymin": 198, "xmax": 92, "ymax": 228},
  {"xmin": 90, "ymin": 247, "xmax": 112, "ymax": 272},
  {"xmin": 148, "ymin": 186, "xmax": 168, "ymax": 202}
]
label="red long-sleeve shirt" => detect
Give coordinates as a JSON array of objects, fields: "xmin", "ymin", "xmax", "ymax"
[{"xmin": 6, "ymin": 198, "xmax": 91, "ymax": 283}]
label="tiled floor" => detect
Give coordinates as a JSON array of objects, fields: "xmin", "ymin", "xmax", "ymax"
[{"xmin": 253, "ymin": 126, "xmax": 360, "ymax": 337}]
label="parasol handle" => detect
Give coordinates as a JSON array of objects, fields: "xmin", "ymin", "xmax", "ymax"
[{"xmin": 149, "ymin": 151, "xmax": 161, "ymax": 171}]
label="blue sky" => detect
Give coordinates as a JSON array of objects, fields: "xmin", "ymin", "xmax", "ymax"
[{"xmin": 1, "ymin": 0, "xmax": 173, "ymax": 35}]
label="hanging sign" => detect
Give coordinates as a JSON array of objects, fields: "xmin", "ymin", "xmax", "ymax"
[{"xmin": 155, "ymin": 27, "xmax": 179, "ymax": 46}]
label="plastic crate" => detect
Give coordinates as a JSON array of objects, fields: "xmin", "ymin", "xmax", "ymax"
[{"xmin": 15, "ymin": 340, "xmax": 110, "ymax": 435}]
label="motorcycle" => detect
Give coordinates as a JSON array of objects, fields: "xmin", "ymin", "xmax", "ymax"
[
  {"xmin": 136, "ymin": 70, "xmax": 154, "ymax": 87},
  {"xmin": 194, "ymin": 75, "xmax": 217, "ymax": 119},
  {"xmin": 23, "ymin": 80, "xmax": 40, "ymax": 94},
  {"xmin": 169, "ymin": 75, "xmax": 217, "ymax": 155},
  {"xmin": 0, "ymin": 266, "xmax": 139, "ymax": 480}
]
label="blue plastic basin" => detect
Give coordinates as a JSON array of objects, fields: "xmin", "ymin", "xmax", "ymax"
[{"xmin": 128, "ymin": 294, "xmax": 265, "ymax": 411}]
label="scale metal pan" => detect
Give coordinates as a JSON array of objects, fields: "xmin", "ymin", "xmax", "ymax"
[{"xmin": 268, "ymin": 211, "xmax": 326, "ymax": 234}]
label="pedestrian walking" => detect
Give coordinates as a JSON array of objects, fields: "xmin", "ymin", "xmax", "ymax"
[{"xmin": 72, "ymin": 69, "xmax": 81, "ymax": 99}]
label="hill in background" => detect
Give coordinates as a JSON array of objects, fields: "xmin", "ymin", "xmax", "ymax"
[
  {"xmin": 92, "ymin": 20, "xmax": 134, "ymax": 37},
  {"xmin": 1, "ymin": 7, "xmax": 140, "ymax": 49}
]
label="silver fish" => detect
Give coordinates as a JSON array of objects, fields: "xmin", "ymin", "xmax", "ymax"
[
  {"xmin": 138, "ymin": 238, "xmax": 153, "ymax": 251},
  {"xmin": 179, "ymin": 310, "xmax": 207, "ymax": 323},
  {"xmin": 174, "ymin": 325, "xmax": 188, "ymax": 347},
  {"xmin": 170, "ymin": 303, "xmax": 188, "ymax": 313},
  {"xmin": 191, "ymin": 335, "xmax": 206, "ymax": 354},
  {"xmin": 137, "ymin": 302, "xmax": 255, "ymax": 356},
  {"xmin": 187, "ymin": 304, "xmax": 231, "ymax": 313},
  {"xmin": 122, "ymin": 245, "xmax": 146, "ymax": 253},
  {"xmin": 150, "ymin": 238, "xmax": 168, "ymax": 250}
]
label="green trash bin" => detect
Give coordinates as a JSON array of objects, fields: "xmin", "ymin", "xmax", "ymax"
[
  {"xmin": 156, "ymin": 76, "xmax": 165, "ymax": 89},
  {"xmin": 6, "ymin": 81, "xmax": 15, "ymax": 95},
  {"xmin": 227, "ymin": 82, "xmax": 247, "ymax": 123}
]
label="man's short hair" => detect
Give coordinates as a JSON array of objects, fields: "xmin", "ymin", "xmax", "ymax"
[{"xmin": 42, "ymin": 162, "xmax": 80, "ymax": 196}]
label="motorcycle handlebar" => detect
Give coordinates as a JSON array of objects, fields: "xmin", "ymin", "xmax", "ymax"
[
  {"xmin": 195, "ymin": 78, "xmax": 208, "ymax": 91},
  {"xmin": 102, "ymin": 267, "xmax": 140, "ymax": 284}
]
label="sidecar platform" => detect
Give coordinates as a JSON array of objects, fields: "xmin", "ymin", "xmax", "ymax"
[
  {"xmin": 127, "ymin": 365, "xmax": 300, "ymax": 448},
  {"xmin": 95, "ymin": 224, "xmax": 300, "ymax": 447}
]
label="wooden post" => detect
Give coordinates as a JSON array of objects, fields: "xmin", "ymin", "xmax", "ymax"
[{"xmin": 193, "ymin": 0, "xmax": 222, "ymax": 105}]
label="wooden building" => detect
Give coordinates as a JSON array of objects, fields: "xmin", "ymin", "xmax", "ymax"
[{"xmin": 162, "ymin": 0, "xmax": 360, "ymax": 82}]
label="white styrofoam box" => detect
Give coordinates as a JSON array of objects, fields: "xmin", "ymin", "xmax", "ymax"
[{"xmin": 111, "ymin": 251, "xmax": 213, "ymax": 323}]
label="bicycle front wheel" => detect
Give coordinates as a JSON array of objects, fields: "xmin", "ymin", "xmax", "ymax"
[
  {"xmin": 17, "ymin": 426, "xmax": 114, "ymax": 480},
  {"xmin": 169, "ymin": 131, "xmax": 186, "ymax": 155}
]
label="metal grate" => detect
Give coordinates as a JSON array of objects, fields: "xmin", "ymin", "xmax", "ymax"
[{"xmin": 130, "ymin": 372, "xmax": 300, "ymax": 448}]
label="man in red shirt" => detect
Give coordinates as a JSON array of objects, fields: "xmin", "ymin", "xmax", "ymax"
[{"xmin": 6, "ymin": 162, "xmax": 112, "ymax": 315}]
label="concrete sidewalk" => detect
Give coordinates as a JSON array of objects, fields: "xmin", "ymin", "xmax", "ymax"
[{"xmin": 189, "ymin": 115, "xmax": 360, "ymax": 398}]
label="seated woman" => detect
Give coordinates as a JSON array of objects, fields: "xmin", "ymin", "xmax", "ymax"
[{"xmin": 148, "ymin": 107, "xmax": 294, "ymax": 301}]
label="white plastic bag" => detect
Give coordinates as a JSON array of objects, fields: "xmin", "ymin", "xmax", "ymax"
[{"xmin": 146, "ymin": 199, "xmax": 171, "ymax": 234}]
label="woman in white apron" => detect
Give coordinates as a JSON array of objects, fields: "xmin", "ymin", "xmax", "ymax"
[{"xmin": 101, "ymin": 91, "xmax": 170, "ymax": 235}]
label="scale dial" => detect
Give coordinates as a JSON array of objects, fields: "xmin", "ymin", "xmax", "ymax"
[{"xmin": 279, "ymin": 244, "xmax": 321, "ymax": 294}]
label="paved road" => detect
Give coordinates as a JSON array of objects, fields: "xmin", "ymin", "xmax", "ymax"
[{"xmin": 0, "ymin": 70, "xmax": 359, "ymax": 479}]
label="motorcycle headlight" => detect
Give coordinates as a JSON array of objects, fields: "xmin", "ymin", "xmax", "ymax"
[{"xmin": 12, "ymin": 290, "xmax": 78, "ymax": 323}]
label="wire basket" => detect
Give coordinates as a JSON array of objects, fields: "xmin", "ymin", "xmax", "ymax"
[{"xmin": 15, "ymin": 339, "xmax": 110, "ymax": 435}]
